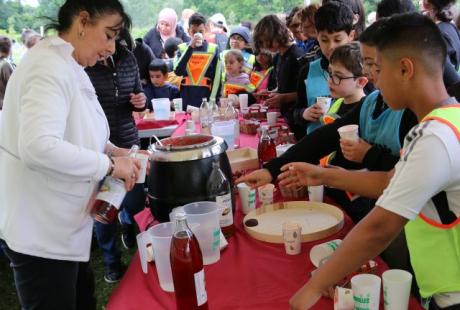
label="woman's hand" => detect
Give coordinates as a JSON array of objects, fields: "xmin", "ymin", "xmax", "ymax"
[
  {"xmin": 278, "ymin": 162, "xmax": 324, "ymax": 188},
  {"xmin": 111, "ymin": 156, "xmax": 141, "ymax": 191},
  {"xmin": 130, "ymin": 92, "xmax": 146, "ymax": 109},
  {"xmin": 302, "ymin": 104, "xmax": 323, "ymax": 122},
  {"xmin": 340, "ymin": 138, "xmax": 371, "ymax": 163},
  {"xmin": 235, "ymin": 169, "xmax": 273, "ymax": 189}
]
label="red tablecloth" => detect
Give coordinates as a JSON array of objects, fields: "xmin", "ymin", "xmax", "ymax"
[{"xmin": 107, "ymin": 119, "xmax": 423, "ymax": 310}]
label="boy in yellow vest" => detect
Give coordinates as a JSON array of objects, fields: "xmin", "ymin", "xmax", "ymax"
[
  {"xmin": 281, "ymin": 13, "xmax": 460, "ymax": 310},
  {"xmin": 174, "ymin": 13, "xmax": 220, "ymax": 108}
]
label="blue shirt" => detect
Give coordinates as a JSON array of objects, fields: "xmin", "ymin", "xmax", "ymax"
[{"xmin": 144, "ymin": 83, "xmax": 180, "ymax": 110}]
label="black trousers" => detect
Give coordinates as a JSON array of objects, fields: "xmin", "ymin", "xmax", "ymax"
[{"xmin": 0, "ymin": 239, "xmax": 96, "ymax": 310}]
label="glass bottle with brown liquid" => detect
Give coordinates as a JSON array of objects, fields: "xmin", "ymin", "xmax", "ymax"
[
  {"xmin": 207, "ymin": 160, "xmax": 234, "ymax": 238},
  {"xmin": 170, "ymin": 212, "xmax": 209, "ymax": 310}
]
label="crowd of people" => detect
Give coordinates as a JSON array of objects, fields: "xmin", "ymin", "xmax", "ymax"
[{"xmin": 0, "ymin": 0, "xmax": 460, "ymax": 309}]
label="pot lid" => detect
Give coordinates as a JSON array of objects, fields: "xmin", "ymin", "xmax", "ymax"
[{"xmin": 155, "ymin": 135, "xmax": 215, "ymax": 151}]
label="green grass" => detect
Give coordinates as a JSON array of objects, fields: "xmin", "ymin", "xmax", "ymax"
[{"xmin": 0, "ymin": 244, "xmax": 137, "ymax": 310}]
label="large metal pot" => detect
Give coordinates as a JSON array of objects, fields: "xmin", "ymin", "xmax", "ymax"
[{"xmin": 148, "ymin": 134, "xmax": 234, "ymax": 222}]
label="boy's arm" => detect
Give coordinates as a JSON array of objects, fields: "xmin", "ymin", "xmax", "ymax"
[
  {"xmin": 290, "ymin": 206, "xmax": 407, "ymax": 310},
  {"xmin": 293, "ymin": 63, "xmax": 310, "ymax": 126},
  {"xmin": 173, "ymin": 45, "xmax": 193, "ymax": 76}
]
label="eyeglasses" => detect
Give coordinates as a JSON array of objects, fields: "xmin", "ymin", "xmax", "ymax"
[{"xmin": 322, "ymin": 70, "xmax": 360, "ymax": 85}]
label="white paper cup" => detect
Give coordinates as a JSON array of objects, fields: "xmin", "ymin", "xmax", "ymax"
[
  {"xmin": 309, "ymin": 239, "xmax": 342, "ymax": 267},
  {"xmin": 334, "ymin": 287, "xmax": 355, "ymax": 310},
  {"xmin": 382, "ymin": 269, "xmax": 412, "ymax": 310},
  {"xmin": 186, "ymin": 120, "xmax": 195, "ymax": 131},
  {"xmin": 351, "ymin": 274, "xmax": 381, "ymax": 310},
  {"xmin": 258, "ymin": 183, "xmax": 275, "ymax": 206},
  {"xmin": 194, "ymin": 32, "xmax": 203, "ymax": 47},
  {"xmin": 316, "ymin": 97, "xmax": 332, "ymax": 114},
  {"xmin": 135, "ymin": 153, "xmax": 149, "ymax": 184},
  {"xmin": 282, "ymin": 221, "xmax": 302, "ymax": 255},
  {"xmin": 267, "ymin": 111, "xmax": 278, "ymax": 125},
  {"xmin": 239, "ymin": 94, "xmax": 249, "ymax": 109},
  {"xmin": 173, "ymin": 98, "xmax": 183, "ymax": 112},
  {"xmin": 308, "ymin": 185, "xmax": 324, "ymax": 202},
  {"xmin": 237, "ymin": 183, "xmax": 256, "ymax": 214},
  {"xmin": 338, "ymin": 124, "xmax": 359, "ymax": 142}
]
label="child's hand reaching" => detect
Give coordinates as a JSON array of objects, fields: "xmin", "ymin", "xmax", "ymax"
[
  {"xmin": 278, "ymin": 162, "xmax": 324, "ymax": 188},
  {"xmin": 302, "ymin": 104, "xmax": 324, "ymax": 121},
  {"xmin": 340, "ymin": 138, "xmax": 372, "ymax": 163}
]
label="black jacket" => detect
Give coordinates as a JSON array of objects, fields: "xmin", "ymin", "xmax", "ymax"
[
  {"xmin": 85, "ymin": 45, "xmax": 145, "ymax": 149},
  {"xmin": 133, "ymin": 38, "xmax": 156, "ymax": 85},
  {"xmin": 143, "ymin": 25, "xmax": 190, "ymax": 58}
]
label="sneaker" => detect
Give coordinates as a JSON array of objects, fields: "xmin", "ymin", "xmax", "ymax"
[
  {"xmin": 104, "ymin": 265, "xmax": 122, "ymax": 284},
  {"xmin": 118, "ymin": 213, "xmax": 136, "ymax": 249}
]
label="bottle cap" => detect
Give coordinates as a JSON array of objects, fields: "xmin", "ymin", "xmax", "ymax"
[{"xmin": 175, "ymin": 211, "xmax": 187, "ymax": 221}]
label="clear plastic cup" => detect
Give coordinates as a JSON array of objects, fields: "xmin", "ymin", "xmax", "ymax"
[
  {"xmin": 149, "ymin": 222, "xmax": 175, "ymax": 292},
  {"xmin": 211, "ymin": 121, "xmax": 235, "ymax": 150},
  {"xmin": 173, "ymin": 98, "xmax": 183, "ymax": 112},
  {"xmin": 308, "ymin": 185, "xmax": 324, "ymax": 202},
  {"xmin": 237, "ymin": 183, "xmax": 256, "ymax": 214},
  {"xmin": 152, "ymin": 98, "xmax": 170, "ymax": 120},
  {"xmin": 171, "ymin": 202, "xmax": 222, "ymax": 265},
  {"xmin": 239, "ymin": 94, "xmax": 248, "ymax": 109},
  {"xmin": 316, "ymin": 97, "xmax": 332, "ymax": 114},
  {"xmin": 267, "ymin": 111, "xmax": 278, "ymax": 125}
]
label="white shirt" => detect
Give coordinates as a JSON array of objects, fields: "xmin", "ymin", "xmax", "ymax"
[
  {"xmin": 377, "ymin": 119, "xmax": 460, "ymax": 306},
  {"xmin": 0, "ymin": 37, "xmax": 110, "ymax": 261}
]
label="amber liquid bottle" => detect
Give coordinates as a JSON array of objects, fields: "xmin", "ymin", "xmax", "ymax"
[
  {"xmin": 170, "ymin": 212, "xmax": 209, "ymax": 310},
  {"xmin": 258, "ymin": 126, "xmax": 276, "ymax": 168},
  {"xmin": 207, "ymin": 160, "xmax": 235, "ymax": 238}
]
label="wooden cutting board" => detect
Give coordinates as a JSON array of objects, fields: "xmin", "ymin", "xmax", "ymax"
[{"xmin": 243, "ymin": 201, "xmax": 344, "ymax": 244}]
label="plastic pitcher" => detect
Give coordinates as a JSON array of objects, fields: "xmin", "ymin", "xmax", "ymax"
[
  {"xmin": 171, "ymin": 202, "xmax": 221, "ymax": 265},
  {"xmin": 211, "ymin": 121, "xmax": 235, "ymax": 150},
  {"xmin": 149, "ymin": 222, "xmax": 175, "ymax": 292},
  {"xmin": 152, "ymin": 98, "xmax": 170, "ymax": 120}
]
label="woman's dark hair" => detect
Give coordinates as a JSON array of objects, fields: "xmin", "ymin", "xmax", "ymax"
[
  {"xmin": 323, "ymin": 0, "xmax": 366, "ymax": 38},
  {"xmin": 149, "ymin": 59, "xmax": 168, "ymax": 75},
  {"xmin": 330, "ymin": 42, "xmax": 363, "ymax": 76},
  {"xmin": 0, "ymin": 36, "xmax": 12, "ymax": 55},
  {"xmin": 117, "ymin": 27, "xmax": 134, "ymax": 51},
  {"xmin": 253, "ymin": 15, "xmax": 292, "ymax": 51},
  {"xmin": 376, "ymin": 0, "xmax": 416, "ymax": 19},
  {"xmin": 45, "ymin": 0, "xmax": 131, "ymax": 33},
  {"xmin": 426, "ymin": 0, "xmax": 456, "ymax": 22}
]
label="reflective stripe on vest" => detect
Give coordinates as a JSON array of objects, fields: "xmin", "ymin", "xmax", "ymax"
[
  {"xmin": 306, "ymin": 58, "xmax": 330, "ymax": 134},
  {"xmin": 177, "ymin": 43, "xmax": 217, "ymax": 89},
  {"xmin": 223, "ymin": 82, "xmax": 255, "ymax": 97},
  {"xmin": 320, "ymin": 98, "xmax": 344, "ymax": 126},
  {"xmin": 250, "ymin": 67, "xmax": 274, "ymax": 89},
  {"xmin": 405, "ymin": 106, "xmax": 460, "ymax": 299},
  {"xmin": 359, "ymin": 90, "xmax": 403, "ymax": 156}
]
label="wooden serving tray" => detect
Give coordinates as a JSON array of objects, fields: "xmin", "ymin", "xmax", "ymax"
[{"xmin": 243, "ymin": 201, "xmax": 344, "ymax": 244}]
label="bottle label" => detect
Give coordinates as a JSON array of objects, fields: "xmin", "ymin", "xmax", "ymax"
[
  {"xmin": 216, "ymin": 193, "xmax": 233, "ymax": 227},
  {"xmin": 194, "ymin": 269, "xmax": 208, "ymax": 306},
  {"xmin": 95, "ymin": 177, "xmax": 126, "ymax": 209}
]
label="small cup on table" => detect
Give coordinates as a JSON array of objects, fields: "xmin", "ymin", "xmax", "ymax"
[
  {"xmin": 258, "ymin": 183, "xmax": 275, "ymax": 206},
  {"xmin": 382, "ymin": 269, "xmax": 412, "ymax": 310},
  {"xmin": 282, "ymin": 221, "xmax": 302, "ymax": 255},
  {"xmin": 351, "ymin": 273, "xmax": 381, "ymax": 310},
  {"xmin": 237, "ymin": 183, "xmax": 256, "ymax": 214}
]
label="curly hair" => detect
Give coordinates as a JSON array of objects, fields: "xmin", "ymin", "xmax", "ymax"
[{"xmin": 253, "ymin": 15, "xmax": 293, "ymax": 51}]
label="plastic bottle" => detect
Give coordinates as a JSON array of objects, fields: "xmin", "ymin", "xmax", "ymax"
[
  {"xmin": 170, "ymin": 212, "xmax": 208, "ymax": 310},
  {"xmin": 200, "ymin": 98, "xmax": 211, "ymax": 134},
  {"xmin": 257, "ymin": 126, "xmax": 276, "ymax": 168},
  {"xmin": 90, "ymin": 145, "xmax": 139, "ymax": 224},
  {"xmin": 207, "ymin": 160, "xmax": 234, "ymax": 238}
]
